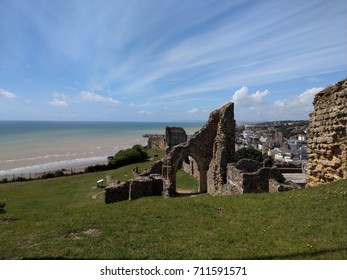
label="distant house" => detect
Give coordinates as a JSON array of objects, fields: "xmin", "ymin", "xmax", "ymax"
[
  {"xmin": 288, "ymin": 139, "xmax": 303, "ymax": 152},
  {"xmin": 298, "ymin": 134, "xmax": 307, "ymax": 141}
]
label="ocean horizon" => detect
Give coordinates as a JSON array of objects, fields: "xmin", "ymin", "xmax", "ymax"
[{"xmin": 0, "ymin": 120, "xmax": 203, "ymax": 178}]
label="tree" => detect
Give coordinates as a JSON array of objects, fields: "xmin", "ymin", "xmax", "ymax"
[{"xmin": 234, "ymin": 147, "xmax": 263, "ymax": 162}]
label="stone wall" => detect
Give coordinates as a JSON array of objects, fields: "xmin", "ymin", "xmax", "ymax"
[
  {"xmin": 182, "ymin": 156, "xmax": 200, "ymax": 180},
  {"xmin": 162, "ymin": 102, "xmax": 235, "ymax": 196},
  {"xmin": 105, "ymin": 175, "xmax": 163, "ymax": 204},
  {"xmin": 139, "ymin": 160, "xmax": 163, "ymax": 176},
  {"xmin": 224, "ymin": 159, "xmax": 299, "ymax": 194},
  {"xmin": 147, "ymin": 135, "xmax": 166, "ymax": 150},
  {"xmin": 165, "ymin": 127, "xmax": 187, "ymax": 152},
  {"xmin": 207, "ymin": 103, "xmax": 235, "ymax": 194},
  {"xmin": 105, "ymin": 181, "xmax": 130, "ymax": 203},
  {"xmin": 307, "ymin": 78, "xmax": 347, "ymax": 186}
]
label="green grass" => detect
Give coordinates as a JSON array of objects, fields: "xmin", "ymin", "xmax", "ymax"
[
  {"xmin": 176, "ymin": 170, "xmax": 199, "ymax": 193},
  {"xmin": 0, "ymin": 154, "xmax": 346, "ymax": 259}
]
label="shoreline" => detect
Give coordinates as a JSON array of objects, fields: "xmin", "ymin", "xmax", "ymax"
[
  {"xmin": 0, "ymin": 156, "xmax": 109, "ymax": 180},
  {"xmin": 0, "ymin": 121, "xmax": 204, "ymax": 181}
]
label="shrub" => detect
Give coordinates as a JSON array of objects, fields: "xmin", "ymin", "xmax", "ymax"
[
  {"xmin": 85, "ymin": 145, "xmax": 149, "ymax": 172},
  {"xmin": 85, "ymin": 164, "xmax": 108, "ymax": 173},
  {"xmin": 235, "ymin": 147, "xmax": 263, "ymax": 163},
  {"xmin": 108, "ymin": 145, "xmax": 149, "ymax": 168},
  {"xmin": 41, "ymin": 170, "xmax": 64, "ymax": 179},
  {"xmin": 14, "ymin": 176, "xmax": 28, "ymax": 182},
  {"xmin": 41, "ymin": 170, "xmax": 65, "ymax": 179},
  {"xmin": 1, "ymin": 178, "xmax": 8, "ymax": 184}
]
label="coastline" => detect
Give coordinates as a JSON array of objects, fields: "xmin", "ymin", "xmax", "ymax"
[
  {"xmin": 0, "ymin": 156, "xmax": 109, "ymax": 180},
  {"xmin": 0, "ymin": 121, "xmax": 204, "ymax": 180}
]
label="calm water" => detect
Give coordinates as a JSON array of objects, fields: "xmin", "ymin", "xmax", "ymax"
[{"xmin": 0, "ymin": 121, "xmax": 203, "ymax": 176}]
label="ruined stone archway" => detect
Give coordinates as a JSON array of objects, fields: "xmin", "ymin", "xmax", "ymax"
[
  {"xmin": 162, "ymin": 102, "xmax": 235, "ymax": 196},
  {"xmin": 163, "ymin": 145, "xmax": 208, "ymax": 196}
]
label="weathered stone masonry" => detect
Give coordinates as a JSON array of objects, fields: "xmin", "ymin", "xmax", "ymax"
[
  {"xmin": 224, "ymin": 159, "xmax": 298, "ymax": 194},
  {"xmin": 307, "ymin": 78, "xmax": 347, "ymax": 187},
  {"xmin": 162, "ymin": 102, "xmax": 235, "ymax": 196},
  {"xmin": 105, "ymin": 102, "xmax": 299, "ymax": 204}
]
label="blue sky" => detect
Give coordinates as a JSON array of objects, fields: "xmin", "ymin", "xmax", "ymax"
[{"xmin": 0, "ymin": 0, "xmax": 346, "ymax": 122}]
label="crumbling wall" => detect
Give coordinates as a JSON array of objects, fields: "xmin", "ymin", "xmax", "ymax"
[
  {"xmin": 165, "ymin": 127, "xmax": 187, "ymax": 152},
  {"xmin": 147, "ymin": 135, "xmax": 166, "ymax": 150},
  {"xmin": 105, "ymin": 175, "xmax": 163, "ymax": 204},
  {"xmin": 207, "ymin": 103, "xmax": 236, "ymax": 194},
  {"xmin": 129, "ymin": 178, "xmax": 153, "ymax": 200},
  {"xmin": 163, "ymin": 102, "xmax": 235, "ymax": 196},
  {"xmin": 182, "ymin": 157, "xmax": 200, "ymax": 180},
  {"xmin": 139, "ymin": 160, "xmax": 163, "ymax": 177},
  {"xmin": 105, "ymin": 181, "xmax": 130, "ymax": 203},
  {"xmin": 307, "ymin": 78, "xmax": 347, "ymax": 187},
  {"xmin": 224, "ymin": 159, "xmax": 298, "ymax": 194}
]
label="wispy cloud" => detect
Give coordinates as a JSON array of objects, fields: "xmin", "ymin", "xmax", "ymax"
[
  {"xmin": 47, "ymin": 91, "xmax": 120, "ymax": 108},
  {"xmin": 77, "ymin": 91, "xmax": 120, "ymax": 107},
  {"xmin": 0, "ymin": 88, "xmax": 17, "ymax": 99},
  {"xmin": 138, "ymin": 110, "xmax": 153, "ymax": 115},
  {"xmin": 129, "ymin": 102, "xmax": 151, "ymax": 108},
  {"xmin": 115, "ymin": 0, "xmax": 346, "ymax": 103},
  {"xmin": 48, "ymin": 99, "xmax": 69, "ymax": 107},
  {"xmin": 187, "ymin": 108, "xmax": 199, "ymax": 114},
  {"xmin": 48, "ymin": 92, "xmax": 69, "ymax": 107},
  {"xmin": 0, "ymin": 0, "xmax": 346, "ymax": 121}
]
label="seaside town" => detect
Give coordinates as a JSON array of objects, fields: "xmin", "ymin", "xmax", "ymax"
[{"xmin": 235, "ymin": 120, "xmax": 309, "ymax": 170}]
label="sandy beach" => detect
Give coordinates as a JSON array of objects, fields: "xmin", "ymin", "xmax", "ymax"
[{"xmin": 0, "ymin": 121, "xmax": 203, "ymax": 180}]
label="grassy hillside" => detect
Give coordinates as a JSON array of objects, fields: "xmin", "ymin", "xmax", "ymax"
[{"xmin": 0, "ymin": 156, "xmax": 346, "ymax": 259}]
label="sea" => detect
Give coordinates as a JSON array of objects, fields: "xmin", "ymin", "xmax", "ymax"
[{"xmin": 0, "ymin": 121, "xmax": 203, "ymax": 179}]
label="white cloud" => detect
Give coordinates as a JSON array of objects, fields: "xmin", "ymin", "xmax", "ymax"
[
  {"xmin": 78, "ymin": 91, "xmax": 119, "ymax": 106},
  {"xmin": 130, "ymin": 102, "xmax": 151, "ymax": 108},
  {"xmin": 139, "ymin": 110, "xmax": 152, "ymax": 115},
  {"xmin": 187, "ymin": 108, "xmax": 199, "ymax": 114},
  {"xmin": 48, "ymin": 99, "xmax": 69, "ymax": 107},
  {"xmin": 234, "ymin": 86, "xmax": 324, "ymax": 121},
  {"xmin": 274, "ymin": 87, "xmax": 323, "ymax": 111},
  {"xmin": 297, "ymin": 87, "xmax": 323, "ymax": 104},
  {"xmin": 0, "ymin": 88, "xmax": 17, "ymax": 99},
  {"xmin": 231, "ymin": 86, "xmax": 270, "ymax": 107},
  {"xmin": 48, "ymin": 92, "xmax": 69, "ymax": 107}
]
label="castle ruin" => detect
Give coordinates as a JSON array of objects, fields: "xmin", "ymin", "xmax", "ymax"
[{"xmin": 105, "ymin": 102, "xmax": 298, "ymax": 203}]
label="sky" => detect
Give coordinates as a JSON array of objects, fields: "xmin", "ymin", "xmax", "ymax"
[{"xmin": 0, "ymin": 0, "xmax": 346, "ymax": 123}]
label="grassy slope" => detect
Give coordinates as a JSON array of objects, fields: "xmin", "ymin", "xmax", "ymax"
[{"xmin": 0, "ymin": 154, "xmax": 346, "ymax": 259}]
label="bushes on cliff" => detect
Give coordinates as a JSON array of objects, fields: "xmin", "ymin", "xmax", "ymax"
[
  {"xmin": 234, "ymin": 147, "xmax": 263, "ymax": 163},
  {"xmin": 85, "ymin": 145, "xmax": 149, "ymax": 173},
  {"xmin": 108, "ymin": 145, "xmax": 149, "ymax": 169},
  {"xmin": 41, "ymin": 170, "xmax": 65, "ymax": 179}
]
